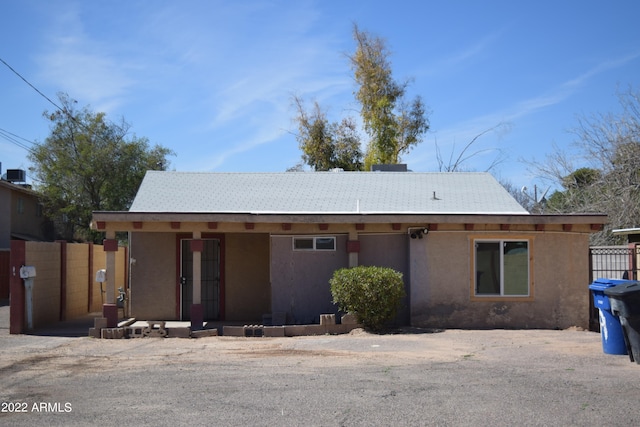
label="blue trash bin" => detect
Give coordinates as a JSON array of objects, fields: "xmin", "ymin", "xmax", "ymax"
[{"xmin": 589, "ymin": 278, "xmax": 628, "ymax": 355}]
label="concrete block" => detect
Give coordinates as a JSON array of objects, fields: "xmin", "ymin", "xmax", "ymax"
[
  {"xmin": 167, "ymin": 327, "xmax": 191, "ymax": 338},
  {"xmin": 101, "ymin": 327, "xmax": 125, "ymax": 339},
  {"xmin": 320, "ymin": 314, "xmax": 336, "ymax": 325},
  {"xmin": 263, "ymin": 326, "xmax": 285, "ymax": 337},
  {"xmin": 127, "ymin": 326, "xmax": 145, "ymax": 338},
  {"xmin": 191, "ymin": 329, "xmax": 219, "ymax": 338},
  {"xmin": 341, "ymin": 313, "xmax": 359, "ymax": 325},
  {"xmin": 222, "ymin": 326, "xmax": 246, "ymax": 337},
  {"xmin": 284, "ymin": 325, "xmax": 307, "ymax": 336},
  {"xmin": 94, "ymin": 317, "xmax": 107, "ymax": 329},
  {"xmin": 244, "ymin": 325, "xmax": 264, "ymax": 337},
  {"xmin": 88, "ymin": 327, "xmax": 101, "ymax": 338}
]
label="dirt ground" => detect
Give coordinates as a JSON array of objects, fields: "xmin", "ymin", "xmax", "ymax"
[{"xmin": 1, "ymin": 302, "xmax": 639, "ymax": 426}]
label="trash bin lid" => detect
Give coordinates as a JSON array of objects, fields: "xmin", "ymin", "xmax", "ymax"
[
  {"xmin": 589, "ymin": 278, "xmax": 631, "ymax": 292},
  {"xmin": 604, "ymin": 281, "xmax": 640, "ymax": 297}
]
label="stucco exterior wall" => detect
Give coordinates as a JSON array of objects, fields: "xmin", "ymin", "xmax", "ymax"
[
  {"xmin": 271, "ymin": 235, "xmax": 349, "ymax": 324},
  {"xmin": 224, "ymin": 233, "xmax": 271, "ymax": 321},
  {"xmin": 130, "ymin": 232, "xmax": 177, "ymax": 320},
  {"xmin": 359, "ymin": 233, "xmax": 410, "ymax": 324},
  {"xmin": 410, "ymin": 231, "xmax": 591, "ymax": 329}
]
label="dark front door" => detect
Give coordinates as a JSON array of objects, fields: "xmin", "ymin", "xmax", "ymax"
[{"xmin": 180, "ymin": 239, "xmax": 221, "ymax": 321}]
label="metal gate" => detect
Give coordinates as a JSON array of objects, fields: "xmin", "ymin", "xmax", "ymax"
[{"xmin": 588, "ymin": 245, "xmax": 640, "ymax": 331}]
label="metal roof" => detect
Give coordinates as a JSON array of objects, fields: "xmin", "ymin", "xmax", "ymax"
[{"xmin": 128, "ymin": 171, "xmax": 530, "ymax": 215}]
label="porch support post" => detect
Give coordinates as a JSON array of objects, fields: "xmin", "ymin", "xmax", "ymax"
[
  {"xmin": 190, "ymin": 231, "xmax": 203, "ymax": 331},
  {"xmin": 103, "ymin": 231, "xmax": 118, "ymax": 328},
  {"xmin": 348, "ymin": 230, "xmax": 359, "ymax": 268}
]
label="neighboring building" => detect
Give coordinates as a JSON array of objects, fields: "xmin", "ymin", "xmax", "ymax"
[
  {"xmin": 0, "ymin": 171, "xmax": 53, "ymax": 298},
  {"xmin": 91, "ymin": 171, "xmax": 607, "ymax": 330},
  {"xmin": 0, "ymin": 175, "xmax": 51, "ymax": 248}
]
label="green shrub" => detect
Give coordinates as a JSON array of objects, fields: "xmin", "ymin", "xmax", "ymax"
[{"xmin": 329, "ymin": 266, "xmax": 405, "ymax": 331}]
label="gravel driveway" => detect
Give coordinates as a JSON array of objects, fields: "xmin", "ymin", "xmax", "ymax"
[{"xmin": 1, "ymin": 302, "xmax": 638, "ymax": 426}]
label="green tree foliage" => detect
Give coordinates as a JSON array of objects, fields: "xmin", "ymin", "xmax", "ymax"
[
  {"xmin": 531, "ymin": 88, "xmax": 640, "ymax": 244},
  {"xmin": 329, "ymin": 266, "xmax": 405, "ymax": 331},
  {"xmin": 349, "ymin": 25, "xmax": 430, "ymax": 169},
  {"xmin": 291, "ymin": 95, "xmax": 363, "ymax": 171},
  {"xmin": 28, "ymin": 93, "xmax": 174, "ymax": 242}
]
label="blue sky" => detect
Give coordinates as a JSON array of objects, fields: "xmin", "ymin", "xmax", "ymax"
[{"xmin": 1, "ymin": 1, "xmax": 639, "ymax": 192}]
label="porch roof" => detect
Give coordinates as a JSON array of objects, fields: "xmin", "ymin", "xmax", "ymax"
[{"xmin": 128, "ymin": 171, "xmax": 529, "ymax": 215}]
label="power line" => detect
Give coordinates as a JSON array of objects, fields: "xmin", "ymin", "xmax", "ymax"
[
  {"xmin": 0, "ymin": 127, "xmax": 36, "ymax": 153},
  {"xmin": 0, "ymin": 56, "xmax": 63, "ymax": 112}
]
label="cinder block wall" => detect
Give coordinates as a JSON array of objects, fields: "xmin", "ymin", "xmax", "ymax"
[
  {"xmin": 26, "ymin": 241, "xmax": 61, "ymax": 328},
  {"xmin": 65, "ymin": 243, "xmax": 90, "ymax": 318},
  {"xmin": 11, "ymin": 241, "xmax": 128, "ymax": 332}
]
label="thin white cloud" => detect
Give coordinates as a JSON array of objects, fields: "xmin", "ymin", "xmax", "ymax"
[
  {"xmin": 417, "ymin": 30, "xmax": 504, "ymax": 77},
  {"xmin": 409, "ymin": 50, "xmax": 640, "ymax": 170},
  {"xmin": 35, "ymin": 5, "xmax": 136, "ymax": 112}
]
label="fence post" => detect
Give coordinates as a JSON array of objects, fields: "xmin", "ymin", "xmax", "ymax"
[{"xmin": 9, "ymin": 240, "xmax": 26, "ymax": 334}]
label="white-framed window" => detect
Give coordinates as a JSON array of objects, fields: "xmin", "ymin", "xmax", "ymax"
[
  {"xmin": 474, "ymin": 239, "xmax": 530, "ymax": 297},
  {"xmin": 293, "ymin": 236, "xmax": 336, "ymax": 251}
]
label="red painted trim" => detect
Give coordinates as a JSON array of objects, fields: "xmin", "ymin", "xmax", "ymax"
[
  {"xmin": 346, "ymin": 240, "xmax": 361, "ymax": 253},
  {"xmin": 355, "ymin": 223, "xmax": 365, "ymax": 231},
  {"xmin": 171, "ymin": 222, "xmax": 181, "ymax": 229},
  {"xmin": 190, "ymin": 239, "xmax": 203, "ymax": 252},
  {"xmin": 465, "ymin": 224, "xmax": 474, "ymax": 231},
  {"xmin": 96, "ymin": 221, "xmax": 106, "ymax": 230},
  {"xmin": 590, "ymin": 224, "xmax": 602, "ymax": 231},
  {"xmin": 207, "ymin": 222, "xmax": 218, "ymax": 230},
  {"xmin": 175, "ymin": 233, "xmax": 226, "ymax": 321},
  {"xmin": 281, "ymin": 223, "xmax": 291, "ymax": 231},
  {"xmin": 245, "ymin": 222, "xmax": 255, "ymax": 230},
  {"xmin": 500, "ymin": 224, "xmax": 510, "ymax": 230},
  {"xmin": 133, "ymin": 221, "xmax": 143, "ymax": 229},
  {"xmin": 392, "ymin": 223, "xmax": 401, "ymax": 230},
  {"xmin": 535, "ymin": 224, "xmax": 545, "ymax": 231},
  {"xmin": 103, "ymin": 239, "xmax": 118, "ymax": 252},
  {"xmin": 319, "ymin": 223, "xmax": 329, "ymax": 230},
  {"xmin": 429, "ymin": 223, "xmax": 438, "ymax": 231},
  {"xmin": 563, "ymin": 224, "xmax": 572, "ymax": 231},
  {"xmin": 9, "ymin": 240, "xmax": 26, "ymax": 334},
  {"xmin": 58, "ymin": 241, "xmax": 67, "ymax": 321}
]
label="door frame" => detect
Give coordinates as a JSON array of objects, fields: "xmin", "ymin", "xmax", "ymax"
[{"xmin": 175, "ymin": 233, "xmax": 225, "ymax": 320}]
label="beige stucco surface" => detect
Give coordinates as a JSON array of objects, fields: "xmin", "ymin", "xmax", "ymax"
[
  {"xmin": 224, "ymin": 233, "xmax": 270, "ymax": 321},
  {"xmin": 129, "ymin": 232, "xmax": 177, "ymax": 320},
  {"xmin": 410, "ymin": 231, "xmax": 590, "ymax": 329}
]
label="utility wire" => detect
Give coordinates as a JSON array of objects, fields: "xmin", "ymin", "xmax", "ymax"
[
  {"xmin": 0, "ymin": 56, "xmax": 63, "ymax": 112},
  {"xmin": 0, "ymin": 127, "xmax": 37, "ymax": 153}
]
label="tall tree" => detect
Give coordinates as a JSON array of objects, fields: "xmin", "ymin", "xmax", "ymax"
[
  {"xmin": 349, "ymin": 25, "xmax": 430, "ymax": 169},
  {"xmin": 528, "ymin": 87, "xmax": 640, "ymax": 244},
  {"xmin": 29, "ymin": 93, "xmax": 174, "ymax": 242},
  {"xmin": 291, "ymin": 95, "xmax": 363, "ymax": 171}
]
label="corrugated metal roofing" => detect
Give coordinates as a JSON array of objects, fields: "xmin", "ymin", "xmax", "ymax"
[{"xmin": 128, "ymin": 171, "xmax": 529, "ymax": 215}]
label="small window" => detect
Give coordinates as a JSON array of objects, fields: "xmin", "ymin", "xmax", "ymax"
[
  {"xmin": 293, "ymin": 236, "xmax": 336, "ymax": 251},
  {"xmin": 474, "ymin": 239, "xmax": 530, "ymax": 297}
]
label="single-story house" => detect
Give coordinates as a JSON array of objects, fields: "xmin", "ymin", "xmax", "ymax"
[{"xmin": 91, "ymin": 171, "xmax": 607, "ymax": 330}]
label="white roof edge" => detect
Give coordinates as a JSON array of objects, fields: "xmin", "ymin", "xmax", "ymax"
[{"xmin": 612, "ymin": 227, "xmax": 640, "ymax": 235}]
